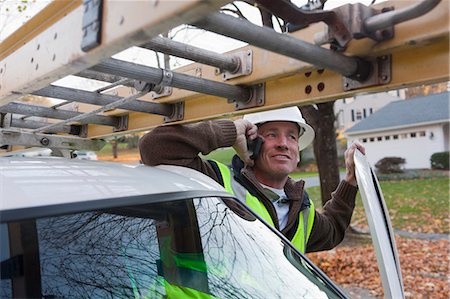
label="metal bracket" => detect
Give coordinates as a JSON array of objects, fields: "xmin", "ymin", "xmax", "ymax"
[
  {"xmin": 0, "ymin": 113, "xmax": 12, "ymax": 151},
  {"xmin": 113, "ymin": 114, "xmax": 129, "ymax": 132},
  {"xmin": 343, "ymin": 55, "xmax": 391, "ymax": 91},
  {"xmin": 78, "ymin": 124, "xmax": 89, "ymax": 138},
  {"xmin": 81, "ymin": 0, "xmax": 103, "ymax": 52},
  {"xmin": 314, "ymin": 3, "xmax": 394, "ymax": 50},
  {"xmin": 0, "ymin": 113, "xmax": 12, "ymax": 128},
  {"xmin": 164, "ymin": 102, "xmax": 184, "ymax": 123},
  {"xmin": 151, "ymin": 86, "xmax": 173, "ymax": 99},
  {"xmin": 229, "ymin": 83, "xmax": 265, "ymax": 110},
  {"xmin": 0, "ymin": 129, "xmax": 106, "ymax": 151},
  {"xmin": 217, "ymin": 50, "xmax": 253, "ymax": 81}
]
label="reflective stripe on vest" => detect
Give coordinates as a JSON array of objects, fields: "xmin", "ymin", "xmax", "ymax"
[{"xmin": 214, "ymin": 160, "xmax": 314, "ymax": 253}]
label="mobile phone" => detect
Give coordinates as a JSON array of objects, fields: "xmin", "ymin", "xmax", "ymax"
[{"xmin": 247, "ymin": 136, "xmax": 264, "ymax": 160}]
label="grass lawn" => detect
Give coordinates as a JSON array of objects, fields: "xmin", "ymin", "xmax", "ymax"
[{"xmin": 306, "ymin": 176, "xmax": 449, "ymax": 234}]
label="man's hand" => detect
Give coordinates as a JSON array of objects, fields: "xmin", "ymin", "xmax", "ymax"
[
  {"xmin": 344, "ymin": 142, "xmax": 366, "ymax": 186},
  {"xmin": 233, "ymin": 119, "xmax": 258, "ymax": 166}
]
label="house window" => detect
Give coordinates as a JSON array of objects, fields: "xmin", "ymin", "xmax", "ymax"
[
  {"xmin": 385, "ymin": 136, "xmax": 390, "ymax": 140},
  {"xmin": 393, "ymin": 135, "xmax": 399, "ymax": 140},
  {"xmin": 369, "ymin": 137, "xmax": 375, "ymax": 142},
  {"xmin": 363, "ymin": 109, "xmax": 367, "ymax": 118},
  {"xmin": 369, "ymin": 108, "xmax": 373, "ymax": 114},
  {"xmin": 351, "ymin": 109, "xmax": 355, "ymax": 122},
  {"xmin": 362, "ymin": 138, "xmax": 367, "ymax": 143},
  {"xmin": 377, "ymin": 137, "xmax": 382, "ymax": 141},
  {"xmin": 419, "ymin": 131, "xmax": 426, "ymax": 137},
  {"xmin": 410, "ymin": 132, "xmax": 417, "ymax": 138},
  {"xmin": 401, "ymin": 134, "xmax": 407, "ymax": 139},
  {"xmin": 356, "ymin": 111, "xmax": 362, "ymax": 120}
]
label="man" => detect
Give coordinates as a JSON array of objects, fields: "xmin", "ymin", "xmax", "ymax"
[{"xmin": 139, "ymin": 106, "xmax": 365, "ymax": 253}]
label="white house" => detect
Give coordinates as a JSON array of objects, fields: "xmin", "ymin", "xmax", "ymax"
[
  {"xmin": 335, "ymin": 90, "xmax": 405, "ymax": 132},
  {"xmin": 345, "ymin": 92, "xmax": 449, "ymax": 169}
]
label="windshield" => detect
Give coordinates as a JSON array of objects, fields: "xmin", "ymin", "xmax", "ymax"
[{"xmin": 1, "ymin": 197, "xmax": 344, "ymax": 298}]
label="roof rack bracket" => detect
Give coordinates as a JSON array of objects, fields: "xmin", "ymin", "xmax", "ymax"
[
  {"xmin": 113, "ymin": 114, "xmax": 129, "ymax": 132},
  {"xmin": 343, "ymin": 55, "xmax": 391, "ymax": 91},
  {"xmin": 314, "ymin": 3, "xmax": 395, "ymax": 50},
  {"xmin": 151, "ymin": 86, "xmax": 173, "ymax": 99},
  {"xmin": 164, "ymin": 102, "xmax": 184, "ymax": 123},
  {"xmin": 217, "ymin": 50, "xmax": 253, "ymax": 81},
  {"xmin": 229, "ymin": 83, "xmax": 265, "ymax": 110}
]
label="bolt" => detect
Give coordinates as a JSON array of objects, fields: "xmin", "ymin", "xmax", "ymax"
[
  {"xmin": 40, "ymin": 137, "xmax": 50, "ymax": 146},
  {"xmin": 381, "ymin": 75, "xmax": 388, "ymax": 81},
  {"xmin": 257, "ymin": 99, "xmax": 263, "ymax": 104}
]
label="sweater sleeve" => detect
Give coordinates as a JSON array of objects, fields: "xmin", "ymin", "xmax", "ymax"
[
  {"xmin": 306, "ymin": 180, "xmax": 357, "ymax": 253},
  {"xmin": 139, "ymin": 120, "xmax": 237, "ymax": 182}
]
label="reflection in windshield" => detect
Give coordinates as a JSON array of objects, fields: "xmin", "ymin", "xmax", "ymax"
[{"xmin": 1, "ymin": 197, "xmax": 342, "ymax": 298}]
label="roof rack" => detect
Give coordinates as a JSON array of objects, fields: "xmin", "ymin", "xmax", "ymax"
[{"xmin": 1, "ymin": 0, "xmax": 448, "ymax": 152}]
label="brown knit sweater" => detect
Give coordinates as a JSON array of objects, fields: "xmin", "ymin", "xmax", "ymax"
[{"xmin": 139, "ymin": 120, "xmax": 357, "ymax": 253}]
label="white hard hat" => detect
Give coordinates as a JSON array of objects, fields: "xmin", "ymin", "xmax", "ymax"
[{"xmin": 243, "ymin": 107, "xmax": 315, "ymax": 151}]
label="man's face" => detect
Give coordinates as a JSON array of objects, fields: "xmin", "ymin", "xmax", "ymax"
[{"xmin": 253, "ymin": 121, "xmax": 300, "ymax": 180}]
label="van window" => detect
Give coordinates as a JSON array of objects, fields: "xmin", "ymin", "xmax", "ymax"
[{"xmin": 1, "ymin": 198, "xmax": 343, "ymax": 298}]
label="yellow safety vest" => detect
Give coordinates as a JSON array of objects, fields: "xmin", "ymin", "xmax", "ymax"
[{"xmin": 214, "ymin": 161, "xmax": 315, "ymax": 253}]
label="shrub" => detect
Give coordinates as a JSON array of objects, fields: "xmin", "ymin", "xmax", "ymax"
[
  {"xmin": 375, "ymin": 157, "xmax": 406, "ymax": 174},
  {"xmin": 430, "ymin": 151, "xmax": 449, "ymax": 170}
]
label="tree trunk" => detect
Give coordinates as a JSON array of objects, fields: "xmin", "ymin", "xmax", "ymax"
[
  {"xmin": 300, "ymin": 102, "xmax": 340, "ymax": 206},
  {"xmin": 111, "ymin": 140, "xmax": 118, "ymax": 159}
]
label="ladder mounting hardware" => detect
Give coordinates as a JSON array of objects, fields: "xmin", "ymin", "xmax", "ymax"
[
  {"xmin": 113, "ymin": 115, "xmax": 129, "ymax": 132},
  {"xmin": 315, "ymin": 3, "xmax": 394, "ymax": 49},
  {"xmin": 81, "ymin": 0, "xmax": 103, "ymax": 52},
  {"xmin": 343, "ymin": 55, "xmax": 391, "ymax": 91},
  {"xmin": 217, "ymin": 50, "xmax": 253, "ymax": 81},
  {"xmin": 0, "ymin": 129, "xmax": 106, "ymax": 151},
  {"xmin": 0, "ymin": 113, "xmax": 12, "ymax": 129},
  {"xmin": 229, "ymin": 83, "xmax": 265, "ymax": 111},
  {"xmin": 151, "ymin": 86, "xmax": 173, "ymax": 100},
  {"xmin": 164, "ymin": 102, "xmax": 184, "ymax": 123},
  {"xmin": 79, "ymin": 124, "xmax": 88, "ymax": 138}
]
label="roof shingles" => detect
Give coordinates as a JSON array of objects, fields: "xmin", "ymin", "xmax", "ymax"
[{"xmin": 345, "ymin": 92, "xmax": 450, "ymax": 134}]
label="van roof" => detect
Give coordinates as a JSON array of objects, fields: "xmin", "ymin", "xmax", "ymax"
[{"xmin": 0, "ymin": 157, "xmax": 230, "ymax": 222}]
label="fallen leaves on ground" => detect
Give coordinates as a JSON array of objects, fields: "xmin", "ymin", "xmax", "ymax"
[{"xmin": 307, "ymin": 236, "xmax": 449, "ymax": 298}]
